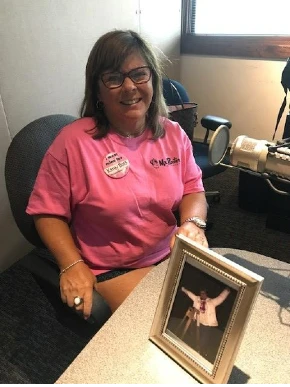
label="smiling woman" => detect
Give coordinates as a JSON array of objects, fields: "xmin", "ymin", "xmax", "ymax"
[
  {"xmin": 97, "ymin": 52, "xmax": 154, "ymax": 138},
  {"xmin": 25, "ymin": 29, "xmax": 208, "ymax": 316}
]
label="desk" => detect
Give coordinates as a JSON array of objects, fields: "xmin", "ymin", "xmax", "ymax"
[{"xmin": 56, "ymin": 249, "xmax": 290, "ymax": 384}]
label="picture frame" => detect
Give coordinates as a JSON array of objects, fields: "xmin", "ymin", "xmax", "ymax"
[{"xmin": 149, "ymin": 234, "xmax": 264, "ymax": 384}]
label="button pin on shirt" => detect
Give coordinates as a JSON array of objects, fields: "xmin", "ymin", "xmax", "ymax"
[{"xmin": 103, "ymin": 152, "xmax": 130, "ymax": 178}]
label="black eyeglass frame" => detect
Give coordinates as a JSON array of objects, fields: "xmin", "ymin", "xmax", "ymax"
[{"xmin": 101, "ymin": 66, "xmax": 152, "ymax": 89}]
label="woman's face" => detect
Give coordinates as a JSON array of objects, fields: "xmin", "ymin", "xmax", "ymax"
[{"xmin": 97, "ymin": 52, "xmax": 154, "ymax": 129}]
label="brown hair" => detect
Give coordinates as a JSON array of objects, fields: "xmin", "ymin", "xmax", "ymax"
[{"xmin": 79, "ymin": 29, "xmax": 168, "ymax": 139}]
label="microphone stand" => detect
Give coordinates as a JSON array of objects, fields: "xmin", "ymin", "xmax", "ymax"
[
  {"xmin": 218, "ymin": 163, "xmax": 290, "ymax": 196},
  {"xmin": 268, "ymin": 137, "xmax": 290, "ymax": 152}
]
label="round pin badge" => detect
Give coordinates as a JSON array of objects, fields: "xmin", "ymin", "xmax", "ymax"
[{"xmin": 103, "ymin": 152, "xmax": 130, "ymax": 178}]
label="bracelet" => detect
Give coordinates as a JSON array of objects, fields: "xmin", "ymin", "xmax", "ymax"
[{"xmin": 59, "ymin": 259, "xmax": 84, "ymax": 277}]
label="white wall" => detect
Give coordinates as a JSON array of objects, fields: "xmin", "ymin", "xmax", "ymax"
[
  {"xmin": 0, "ymin": 0, "xmax": 141, "ymax": 138},
  {"xmin": 180, "ymin": 56, "xmax": 288, "ymax": 143},
  {"xmin": 139, "ymin": 0, "xmax": 181, "ymax": 80},
  {"xmin": 0, "ymin": 0, "xmax": 181, "ymax": 272}
]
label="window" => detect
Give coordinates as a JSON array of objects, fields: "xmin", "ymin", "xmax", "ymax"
[{"xmin": 181, "ymin": 0, "xmax": 290, "ymax": 59}]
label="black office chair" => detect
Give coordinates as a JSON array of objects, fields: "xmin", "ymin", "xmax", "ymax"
[
  {"xmin": 5, "ymin": 114, "xmax": 112, "ymax": 337},
  {"xmin": 162, "ymin": 78, "xmax": 232, "ymax": 202}
]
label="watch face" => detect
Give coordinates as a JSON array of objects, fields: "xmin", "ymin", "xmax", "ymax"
[{"xmin": 196, "ymin": 219, "xmax": 206, "ymax": 228}]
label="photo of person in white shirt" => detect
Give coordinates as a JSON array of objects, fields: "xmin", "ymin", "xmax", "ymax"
[{"xmin": 181, "ymin": 286, "xmax": 231, "ymax": 362}]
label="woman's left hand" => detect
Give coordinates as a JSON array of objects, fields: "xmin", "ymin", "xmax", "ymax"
[{"xmin": 170, "ymin": 222, "xmax": 208, "ymax": 249}]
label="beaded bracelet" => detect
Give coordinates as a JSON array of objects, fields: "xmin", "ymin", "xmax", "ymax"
[{"xmin": 59, "ymin": 259, "xmax": 84, "ymax": 277}]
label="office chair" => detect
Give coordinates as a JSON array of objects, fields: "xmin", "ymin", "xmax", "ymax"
[
  {"xmin": 162, "ymin": 78, "xmax": 232, "ymax": 203},
  {"xmin": 5, "ymin": 114, "xmax": 112, "ymax": 337}
]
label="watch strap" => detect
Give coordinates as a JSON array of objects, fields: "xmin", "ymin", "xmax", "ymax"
[{"xmin": 183, "ymin": 216, "xmax": 207, "ymax": 229}]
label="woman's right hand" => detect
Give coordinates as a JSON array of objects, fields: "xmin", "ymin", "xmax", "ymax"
[
  {"xmin": 59, "ymin": 262, "xmax": 98, "ymax": 320},
  {"xmin": 33, "ymin": 215, "xmax": 99, "ymax": 320}
]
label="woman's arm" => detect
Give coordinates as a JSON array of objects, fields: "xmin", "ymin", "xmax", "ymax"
[
  {"xmin": 170, "ymin": 192, "xmax": 208, "ymax": 249},
  {"xmin": 179, "ymin": 192, "xmax": 208, "ymax": 225},
  {"xmin": 34, "ymin": 215, "xmax": 98, "ymax": 319}
]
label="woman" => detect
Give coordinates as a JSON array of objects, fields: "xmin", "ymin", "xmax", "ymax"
[{"xmin": 26, "ymin": 29, "xmax": 208, "ymax": 318}]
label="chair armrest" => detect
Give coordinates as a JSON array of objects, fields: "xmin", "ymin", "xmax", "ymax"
[
  {"xmin": 201, "ymin": 115, "xmax": 232, "ymax": 131},
  {"xmin": 87, "ymin": 290, "xmax": 112, "ymax": 326},
  {"xmin": 75, "ymin": 288, "xmax": 112, "ymax": 327},
  {"xmin": 20, "ymin": 250, "xmax": 112, "ymax": 327}
]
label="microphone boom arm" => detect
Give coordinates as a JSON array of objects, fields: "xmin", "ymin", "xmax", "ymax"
[{"xmin": 219, "ymin": 163, "xmax": 290, "ymax": 196}]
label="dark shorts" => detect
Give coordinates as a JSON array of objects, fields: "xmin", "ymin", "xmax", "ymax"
[{"xmin": 96, "ymin": 256, "xmax": 168, "ymax": 283}]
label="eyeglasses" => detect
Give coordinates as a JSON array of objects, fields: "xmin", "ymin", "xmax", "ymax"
[{"xmin": 101, "ymin": 66, "xmax": 152, "ymax": 89}]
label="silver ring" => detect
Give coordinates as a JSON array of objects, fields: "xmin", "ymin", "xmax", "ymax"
[{"xmin": 74, "ymin": 296, "xmax": 83, "ymax": 306}]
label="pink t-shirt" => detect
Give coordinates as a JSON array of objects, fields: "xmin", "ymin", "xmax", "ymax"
[{"xmin": 26, "ymin": 117, "xmax": 204, "ymax": 275}]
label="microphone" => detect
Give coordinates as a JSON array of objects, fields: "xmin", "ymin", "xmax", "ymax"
[
  {"xmin": 230, "ymin": 135, "xmax": 290, "ymax": 181},
  {"xmin": 208, "ymin": 125, "xmax": 290, "ymax": 194}
]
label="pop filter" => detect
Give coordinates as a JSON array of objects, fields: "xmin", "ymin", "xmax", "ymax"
[{"xmin": 208, "ymin": 125, "xmax": 230, "ymax": 165}]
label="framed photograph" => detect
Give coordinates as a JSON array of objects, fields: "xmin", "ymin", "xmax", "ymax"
[{"xmin": 149, "ymin": 234, "xmax": 264, "ymax": 384}]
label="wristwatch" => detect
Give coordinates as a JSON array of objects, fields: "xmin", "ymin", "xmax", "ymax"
[{"xmin": 183, "ymin": 216, "xmax": 207, "ymax": 229}]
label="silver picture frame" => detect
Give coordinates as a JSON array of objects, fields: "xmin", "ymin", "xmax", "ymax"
[{"xmin": 149, "ymin": 234, "xmax": 264, "ymax": 384}]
